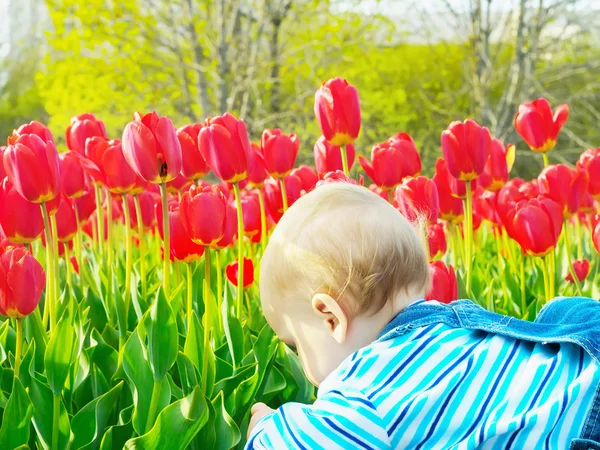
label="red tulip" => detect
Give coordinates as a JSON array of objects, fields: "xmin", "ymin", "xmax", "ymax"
[
  {"xmin": 427, "ymin": 221, "xmax": 447, "ymax": 259},
  {"xmin": 359, "ymin": 133, "xmax": 421, "ymax": 190},
  {"xmin": 475, "ymin": 189, "xmax": 502, "ymax": 229},
  {"xmin": 177, "ymin": 123, "xmax": 209, "ymax": 180},
  {"xmin": 565, "ymin": 259, "xmax": 590, "ymax": 284},
  {"xmin": 314, "ymin": 136, "xmax": 356, "ymax": 174},
  {"xmin": 441, "ymin": 119, "xmax": 492, "ymax": 181},
  {"xmin": 127, "ymin": 191, "xmax": 157, "ymax": 230},
  {"xmin": 395, "ymin": 176, "xmax": 439, "ymax": 223},
  {"xmin": 578, "ymin": 149, "xmax": 600, "ymax": 199},
  {"xmin": 82, "ymin": 136, "xmax": 109, "ymax": 185},
  {"xmin": 264, "ymin": 175, "xmax": 303, "ymax": 223},
  {"xmin": 505, "ymin": 197, "xmax": 563, "ymax": 257},
  {"xmin": 4, "ymin": 133, "xmax": 60, "ymax": 203},
  {"xmin": 514, "ymin": 98, "xmax": 568, "ymax": 153},
  {"xmin": 0, "ymin": 178, "xmax": 43, "ymax": 244},
  {"xmin": 425, "ymin": 261, "xmax": 457, "ymax": 304},
  {"xmin": 314, "ymin": 77, "xmax": 361, "ymax": 146},
  {"xmin": 166, "ymin": 174, "xmax": 193, "ymax": 194},
  {"xmin": 0, "ymin": 146, "xmax": 6, "ymax": 180},
  {"xmin": 198, "ymin": 113, "xmax": 251, "ymax": 183},
  {"xmin": 241, "ymin": 191, "xmax": 261, "ymax": 238},
  {"xmin": 100, "ymin": 139, "xmax": 138, "ymax": 194},
  {"xmin": 226, "ymin": 257, "xmax": 254, "ymax": 289},
  {"xmin": 433, "ymin": 158, "xmax": 475, "ymax": 200},
  {"xmin": 593, "ymin": 223, "xmax": 600, "ymax": 256},
  {"xmin": 214, "ymin": 202, "xmax": 239, "ymax": 250},
  {"xmin": 369, "ymin": 184, "xmax": 388, "ymax": 201},
  {"xmin": 58, "ymin": 152, "xmax": 86, "ymax": 198},
  {"xmin": 538, "ymin": 164, "xmax": 589, "ymax": 218},
  {"xmin": 315, "ymin": 170, "xmax": 362, "ymax": 188},
  {"xmin": 66, "ymin": 113, "xmax": 107, "ymax": 155},
  {"xmin": 41, "ymin": 234, "xmax": 73, "ymax": 257},
  {"xmin": 74, "ymin": 181, "xmax": 97, "ymax": 223},
  {"xmin": 180, "ymin": 184, "xmax": 227, "ymax": 246},
  {"xmin": 0, "ymin": 247, "xmax": 45, "ymax": 318},
  {"xmin": 291, "ymin": 165, "xmax": 318, "ymax": 192},
  {"xmin": 54, "ymin": 195, "xmax": 78, "ymax": 242},
  {"xmin": 122, "ymin": 111, "xmax": 182, "ymax": 183},
  {"xmin": 580, "ymin": 192, "xmax": 596, "ymax": 214},
  {"xmin": 478, "ymin": 139, "xmax": 515, "ymax": 192},
  {"xmin": 261, "ymin": 129, "xmax": 300, "ymax": 178},
  {"xmin": 247, "ymin": 143, "xmax": 269, "ymax": 188},
  {"xmin": 519, "ymin": 179, "xmax": 539, "ymax": 199},
  {"xmin": 432, "ymin": 162, "xmax": 464, "ymax": 223},
  {"xmin": 157, "ymin": 201, "xmax": 204, "ymax": 263},
  {"xmin": 13, "ymin": 121, "xmax": 55, "ymax": 145},
  {"xmin": 497, "ymin": 181, "xmax": 529, "ymax": 230}
]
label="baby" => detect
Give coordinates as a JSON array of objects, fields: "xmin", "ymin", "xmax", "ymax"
[{"xmin": 246, "ymin": 183, "xmax": 600, "ymax": 449}]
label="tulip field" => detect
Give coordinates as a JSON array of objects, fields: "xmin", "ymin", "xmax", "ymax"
[{"xmin": 0, "ymin": 77, "xmax": 599, "ymax": 449}]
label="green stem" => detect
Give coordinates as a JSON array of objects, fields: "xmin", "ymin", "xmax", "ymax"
[
  {"xmin": 540, "ymin": 256, "xmax": 550, "ymax": 303},
  {"xmin": 14, "ymin": 318, "xmax": 23, "ymax": 378},
  {"xmin": 159, "ymin": 183, "xmax": 171, "ymax": 298},
  {"xmin": 279, "ymin": 178, "xmax": 289, "ymax": 213},
  {"xmin": 232, "ymin": 183, "xmax": 245, "ymax": 321},
  {"xmin": 94, "ymin": 184, "xmax": 104, "ymax": 259},
  {"xmin": 464, "ymin": 182, "xmax": 474, "ymax": 297},
  {"xmin": 520, "ymin": 254, "xmax": 526, "ymax": 315},
  {"xmin": 575, "ymin": 214, "xmax": 583, "ymax": 260},
  {"xmin": 133, "ymin": 194, "xmax": 148, "ymax": 300},
  {"xmin": 186, "ymin": 263, "xmax": 193, "ymax": 328},
  {"xmin": 64, "ymin": 244, "xmax": 72, "ymax": 291},
  {"xmin": 52, "ymin": 393, "xmax": 60, "ymax": 450},
  {"xmin": 549, "ymin": 251, "xmax": 556, "ymax": 298},
  {"xmin": 41, "ymin": 202, "xmax": 55, "ymax": 331},
  {"xmin": 257, "ymin": 188, "xmax": 268, "ymax": 254},
  {"xmin": 340, "ymin": 144, "xmax": 350, "ymax": 176},
  {"xmin": 563, "ymin": 221, "xmax": 583, "ymax": 295},
  {"xmin": 215, "ymin": 250, "xmax": 223, "ymax": 334},
  {"xmin": 73, "ymin": 207, "xmax": 83, "ymax": 275},
  {"xmin": 202, "ymin": 247, "xmax": 211, "ymax": 394},
  {"xmin": 387, "ymin": 189, "xmax": 394, "ymax": 205},
  {"xmin": 542, "ymin": 153, "xmax": 549, "ymax": 167},
  {"xmin": 121, "ymin": 194, "xmax": 133, "ymax": 349},
  {"xmin": 50, "ymin": 215, "xmax": 60, "ymax": 308},
  {"xmin": 105, "ymin": 192, "xmax": 114, "ymax": 324},
  {"xmin": 145, "ymin": 380, "xmax": 161, "ymax": 433}
]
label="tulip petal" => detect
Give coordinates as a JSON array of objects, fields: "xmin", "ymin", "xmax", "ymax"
[
  {"xmin": 359, "ymin": 156, "xmax": 379, "ymax": 186},
  {"xmin": 122, "ymin": 121, "xmax": 160, "ymax": 183}
]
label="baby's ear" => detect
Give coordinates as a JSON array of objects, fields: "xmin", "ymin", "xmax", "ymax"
[{"xmin": 311, "ymin": 293, "xmax": 348, "ymax": 344}]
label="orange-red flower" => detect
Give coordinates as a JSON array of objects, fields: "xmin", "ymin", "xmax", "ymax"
[
  {"xmin": 261, "ymin": 129, "xmax": 300, "ymax": 178},
  {"xmin": 578, "ymin": 148, "xmax": 600, "ymax": 199},
  {"xmin": 14, "ymin": 121, "xmax": 55, "ymax": 145},
  {"xmin": 59, "ymin": 152, "xmax": 86, "ymax": 198},
  {"xmin": 122, "ymin": 111, "xmax": 182, "ymax": 184},
  {"xmin": 198, "ymin": 113, "xmax": 251, "ymax": 183},
  {"xmin": 291, "ymin": 165, "xmax": 318, "ymax": 192},
  {"xmin": 226, "ymin": 257, "xmax": 254, "ymax": 289},
  {"xmin": 565, "ymin": 259, "xmax": 590, "ymax": 284},
  {"xmin": 103, "ymin": 139, "xmax": 139, "ymax": 194},
  {"xmin": 166, "ymin": 174, "xmax": 193, "ymax": 194},
  {"xmin": 74, "ymin": 181, "xmax": 97, "ymax": 223},
  {"xmin": 157, "ymin": 201, "xmax": 204, "ymax": 263},
  {"xmin": 66, "ymin": 113, "xmax": 107, "ymax": 155},
  {"xmin": 0, "ymin": 146, "xmax": 6, "ymax": 180},
  {"xmin": 241, "ymin": 191, "xmax": 261, "ymax": 238},
  {"xmin": 264, "ymin": 175, "xmax": 303, "ymax": 223},
  {"xmin": 180, "ymin": 184, "xmax": 227, "ymax": 247},
  {"xmin": 514, "ymin": 98, "xmax": 568, "ymax": 153},
  {"xmin": 247, "ymin": 143, "xmax": 269, "ymax": 188},
  {"xmin": 0, "ymin": 178, "xmax": 43, "ymax": 244},
  {"xmin": 177, "ymin": 123, "xmax": 209, "ymax": 180},
  {"xmin": 213, "ymin": 202, "xmax": 239, "ymax": 250},
  {"xmin": 359, "ymin": 133, "xmax": 421, "ymax": 190},
  {"xmin": 0, "ymin": 247, "xmax": 45, "ymax": 318},
  {"xmin": 395, "ymin": 176, "xmax": 439, "ymax": 223},
  {"xmin": 314, "ymin": 77, "xmax": 360, "ymax": 146},
  {"xmin": 538, "ymin": 164, "xmax": 589, "ymax": 218},
  {"xmin": 314, "ymin": 137, "xmax": 356, "ymax": 174},
  {"xmin": 427, "ymin": 221, "xmax": 447, "ymax": 259},
  {"xmin": 478, "ymin": 139, "xmax": 515, "ymax": 192},
  {"xmin": 54, "ymin": 195, "xmax": 78, "ymax": 242},
  {"xmin": 3, "ymin": 133, "xmax": 60, "ymax": 203},
  {"xmin": 425, "ymin": 261, "xmax": 457, "ymax": 304},
  {"xmin": 441, "ymin": 119, "xmax": 491, "ymax": 181}
]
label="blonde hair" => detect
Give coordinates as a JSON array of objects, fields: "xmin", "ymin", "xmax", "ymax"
[{"xmin": 261, "ymin": 182, "xmax": 430, "ymax": 315}]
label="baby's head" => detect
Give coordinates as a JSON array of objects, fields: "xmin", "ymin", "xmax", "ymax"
[{"xmin": 260, "ymin": 182, "xmax": 430, "ymax": 385}]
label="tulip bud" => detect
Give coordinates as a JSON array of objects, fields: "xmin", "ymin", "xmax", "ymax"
[
  {"xmin": 198, "ymin": 113, "xmax": 251, "ymax": 183},
  {"xmin": 3, "ymin": 134, "xmax": 60, "ymax": 203},
  {"xmin": 478, "ymin": 139, "xmax": 515, "ymax": 192},
  {"xmin": 0, "ymin": 247, "xmax": 45, "ymax": 318},
  {"xmin": 75, "ymin": 181, "xmax": 97, "ymax": 223},
  {"xmin": 66, "ymin": 113, "xmax": 107, "ymax": 155},
  {"xmin": 432, "ymin": 160, "xmax": 464, "ymax": 223},
  {"xmin": 241, "ymin": 191, "xmax": 261, "ymax": 238},
  {"xmin": 315, "ymin": 170, "xmax": 362, "ymax": 189},
  {"xmin": 291, "ymin": 165, "xmax": 318, "ymax": 192},
  {"xmin": 214, "ymin": 202, "xmax": 239, "ymax": 250},
  {"xmin": 166, "ymin": 173, "xmax": 193, "ymax": 194},
  {"xmin": 127, "ymin": 191, "xmax": 157, "ymax": 230},
  {"xmin": 122, "ymin": 111, "xmax": 182, "ymax": 184},
  {"xmin": 395, "ymin": 176, "xmax": 439, "ymax": 224},
  {"xmin": 55, "ymin": 194, "xmax": 78, "ymax": 242},
  {"xmin": 425, "ymin": 261, "xmax": 457, "ymax": 304},
  {"xmin": 0, "ymin": 178, "xmax": 44, "ymax": 244},
  {"xmin": 538, "ymin": 164, "xmax": 589, "ymax": 218},
  {"xmin": 103, "ymin": 139, "xmax": 139, "ymax": 194},
  {"xmin": 441, "ymin": 119, "xmax": 491, "ymax": 181},
  {"xmin": 157, "ymin": 201, "xmax": 204, "ymax": 263},
  {"xmin": 226, "ymin": 257, "xmax": 255, "ymax": 289},
  {"xmin": 427, "ymin": 221, "xmax": 447, "ymax": 259},
  {"xmin": 314, "ymin": 136, "xmax": 356, "ymax": 174},
  {"xmin": 360, "ymin": 133, "xmax": 421, "ymax": 190},
  {"xmin": 565, "ymin": 259, "xmax": 590, "ymax": 284},
  {"xmin": 247, "ymin": 143, "xmax": 269, "ymax": 188},
  {"xmin": 593, "ymin": 223, "xmax": 600, "ymax": 256},
  {"xmin": 13, "ymin": 121, "xmax": 55, "ymax": 145},
  {"xmin": 59, "ymin": 152, "xmax": 86, "ymax": 198},
  {"xmin": 0, "ymin": 146, "xmax": 6, "ymax": 180},
  {"xmin": 514, "ymin": 98, "xmax": 568, "ymax": 153},
  {"xmin": 314, "ymin": 77, "xmax": 361, "ymax": 146},
  {"xmin": 261, "ymin": 129, "xmax": 300, "ymax": 178},
  {"xmin": 180, "ymin": 184, "xmax": 227, "ymax": 246},
  {"xmin": 578, "ymin": 148, "xmax": 600, "ymax": 199},
  {"xmin": 177, "ymin": 123, "xmax": 209, "ymax": 180},
  {"xmin": 264, "ymin": 175, "xmax": 303, "ymax": 223}
]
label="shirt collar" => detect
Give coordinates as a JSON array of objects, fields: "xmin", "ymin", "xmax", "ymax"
[{"xmin": 377, "ymin": 299, "xmax": 427, "ymax": 339}]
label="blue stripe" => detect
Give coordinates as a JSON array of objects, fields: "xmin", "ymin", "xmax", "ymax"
[
  {"xmin": 279, "ymin": 407, "xmax": 308, "ymax": 450},
  {"xmin": 329, "ymin": 390, "xmax": 376, "ymax": 409},
  {"xmin": 544, "ymin": 389, "xmax": 570, "ymax": 449},
  {"xmin": 322, "ymin": 417, "xmax": 375, "ymax": 450}
]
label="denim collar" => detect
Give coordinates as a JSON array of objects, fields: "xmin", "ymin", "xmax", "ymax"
[{"xmin": 377, "ymin": 299, "xmax": 427, "ymax": 339}]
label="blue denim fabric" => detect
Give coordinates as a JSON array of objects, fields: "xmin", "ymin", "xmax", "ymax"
[{"xmin": 378, "ymin": 296, "xmax": 600, "ymax": 445}]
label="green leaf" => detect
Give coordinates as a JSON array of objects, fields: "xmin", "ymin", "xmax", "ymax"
[
  {"xmin": 213, "ymin": 363, "xmax": 257, "ymax": 400},
  {"xmin": 223, "ymin": 313, "xmax": 244, "ymax": 369},
  {"xmin": 122, "ymin": 330, "xmax": 171, "ymax": 435},
  {"xmin": 99, "ymin": 405, "xmax": 134, "ymax": 450},
  {"xmin": 0, "ymin": 378, "xmax": 34, "ymax": 449},
  {"xmin": 124, "ymin": 386, "xmax": 209, "ymax": 450},
  {"xmin": 29, "ymin": 376, "xmax": 70, "ymax": 450},
  {"xmin": 176, "ymin": 352, "xmax": 198, "ymax": 396},
  {"xmin": 260, "ymin": 365, "xmax": 287, "ymax": 400},
  {"xmin": 70, "ymin": 380, "xmax": 124, "ymax": 450},
  {"xmin": 146, "ymin": 288, "xmax": 178, "ymax": 381},
  {"xmin": 45, "ymin": 308, "xmax": 76, "ymax": 395},
  {"xmin": 184, "ymin": 312, "xmax": 215, "ymax": 397},
  {"xmin": 0, "ymin": 320, "xmax": 9, "ymax": 364},
  {"xmin": 211, "ymin": 391, "xmax": 241, "ymax": 450}
]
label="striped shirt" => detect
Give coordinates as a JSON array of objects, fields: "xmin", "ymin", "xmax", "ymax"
[{"xmin": 246, "ymin": 302, "xmax": 600, "ymax": 449}]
